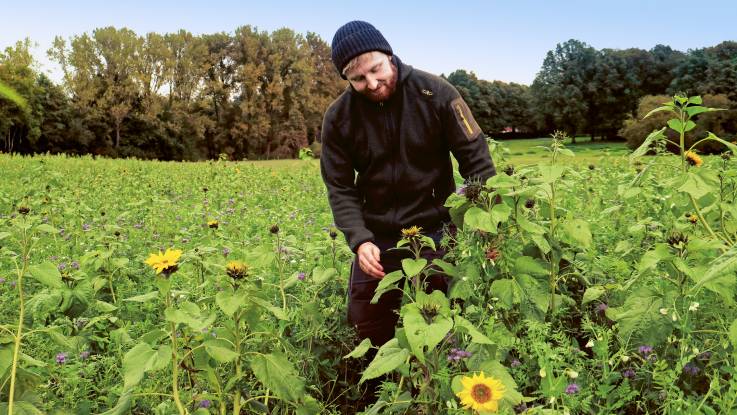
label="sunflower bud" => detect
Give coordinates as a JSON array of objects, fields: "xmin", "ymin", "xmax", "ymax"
[
  {"xmin": 269, "ymin": 224, "xmax": 280, "ymax": 234},
  {"xmin": 18, "ymin": 206, "xmax": 30, "ymax": 215},
  {"xmin": 226, "ymin": 261, "xmax": 248, "ymax": 280}
]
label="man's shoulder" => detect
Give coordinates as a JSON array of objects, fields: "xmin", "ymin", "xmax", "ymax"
[
  {"xmin": 405, "ymin": 67, "xmax": 458, "ymax": 101},
  {"xmin": 324, "ymin": 87, "xmax": 353, "ymax": 123}
]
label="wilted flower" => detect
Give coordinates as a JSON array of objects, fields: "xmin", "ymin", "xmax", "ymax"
[
  {"xmin": 565, "ymin": 383, "xmax": 580, "ymax": 394},
  {"xmin": 225, "ymin": 261, "xmax": 248, "ymax": 280},
  {"xmin": 504, "ymin": 165, "xmax": 515, "ymax": 176},
  {"xmin": 269, "ymin": 224, "xmax": 280, "ymax": 234},
  {"xmin": 485, "ymin": 247, "xmax": 500, "ymax": 261},
  {"xmin": 18, "ymin": 206, "xmax": 30, "ymax": 215},
  {"xmin": 144, "ymin": 249, "xmax": 183, "ymax": 276},
  {"xmin": 524, "ymin": 199, "xmax": 535, "ymax": 209}
]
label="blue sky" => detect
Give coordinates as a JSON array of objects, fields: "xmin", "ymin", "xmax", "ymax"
[{"xmin": 2, "ymin": 1, "xmax": 736, "ymax": 85}]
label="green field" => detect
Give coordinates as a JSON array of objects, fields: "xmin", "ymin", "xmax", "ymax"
[{"xmin": 2, "ymin": 135, "xmax": 737, "ymax": 414}]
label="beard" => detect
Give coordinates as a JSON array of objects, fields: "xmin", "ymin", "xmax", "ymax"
[{"xmin": 360, "ymin": 62, "xmax": 398, "ymax": 102}]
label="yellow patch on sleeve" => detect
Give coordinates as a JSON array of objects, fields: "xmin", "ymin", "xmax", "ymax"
[{"xmin": 450, "ymin": 97, "xmax": 482, "ymax": 140}]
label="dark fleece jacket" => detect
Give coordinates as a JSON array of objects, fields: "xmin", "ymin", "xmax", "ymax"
[{"xmin": 320, "ymin": 55, "xmax": 496, "ymax": 252}]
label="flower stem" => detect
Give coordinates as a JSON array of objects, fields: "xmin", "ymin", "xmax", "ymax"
[
  {"xmin": 166, "ymin": 295, "xmax": 187, "ymax": 415},
  {"xmin": 8, "ymin": 223, "xmax": 30, "ymax": 415}
]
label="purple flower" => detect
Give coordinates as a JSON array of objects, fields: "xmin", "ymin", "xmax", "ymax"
[
  {"xmin": 565, "ymin": 383, "xmax": 580, "ymax": 394},
  {"xmin": 683, "ymin": 363, "xmax": 700, "ymax": 376},
  {"xmin": 698, "ymin": 351, "xmax": 712, "ymax": 361},
  {"xmin": 638, "ymin": 345, "xmax": 653, "ymax": 355},
  {"xmin": 596, "ymin": 303, "xmax": 608, "ymax": 313},
  {"xmin": 50, "ymin": 255, "xmax": 59, "ymax": 261},
  {"xmin": 55, "ymin": 352, "xmax": 68, "ymax": 364},
  {"xmin": 222, "ymin": 247, "xmax": 231, "ymax": 257},
  {"xmin": 9, "ymin": 281, "xmax": 16, "ymax": 288},
  {"xmin": 58, "ymin": 263, "xmax": 67, "ymax": 271},
  {"xmin": 71, "ymin": 261, "xmax": 80, "ymax": 270},
  {"xmin": 297, "ymin": 272, "xmax": 306, "ymax": 281},
  {"xmin": 198, "ymin": 399, "xmax": 212, "ymax": 408},
  {"xmin": 456, "ymin": 186, "xmax": 467, "ymax": 195},
  {"xmin": 447, "ymin": 348, "xmax": 472, "ymax": 362},
  {"xmin": 0, "ymin": 277, "xmax": 5, "ymax": 284},
  {"xmin": 622, "ymin": 368, "xmax": 635, "ymax": 379},
  {"xmin": 82, "ymin": 223, "xmax": 91, "ymax": 231},
  {"xmin": 79, "ymin": 351, "xmax": 90, "ymax": 360},
  {"xmin": 510, "ymin": 358, "xmax": 522, "ymax": 368}
]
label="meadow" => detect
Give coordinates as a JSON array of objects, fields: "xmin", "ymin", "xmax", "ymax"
[{"xmin": 2, "ymin": 99, "xmax": 737, "ymax": 415}]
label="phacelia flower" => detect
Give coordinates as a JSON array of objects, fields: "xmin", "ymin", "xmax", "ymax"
[
  {"xmin": 456, "ymin": 371, "xmax": 505, "ymax": 412},
  {"xmin": 297, "ymin": 271, "xmax": 306, "ymax": 281},
  {"xmin": 144, "ymin": 248, "xmax": 183, "ymax": 276},
  {"xmin": 622, "ymin": 368, "xmax": 635, "ymax": 379},
  {"xmin": 55, "ymin": 352, "xmax": 68, "ymax": 364},
  {"xmin": 80, "ymin": 351, "xmax": 90, "ymax": 360},
  {"xmin": 565, "ymin": 383, "xmax": 580, "ymax": 394},
  {"xmin": 510, "ymin": 358, "xmax": 521, "ymax": 368},
  {"xmin": 198, "ymin": 399, "xmax": 212, "ymax": 409},
  {"xmin": 683, "ymin": 363, "xmax": 700, "ymax": 376},
  {"xmin": 58, "ymin": 263, "xmax": 67, "ymax": 271},
  {"xmin": 70, "ymin": 261, "xmax": 80, "ymax": 270},
  {"xmin": 638, "ymin": 345, "xmax": 653, "ymax": 356},
  {"xmin": 596, "ymin": 303, "xmax": 608, "ymax": 313}
]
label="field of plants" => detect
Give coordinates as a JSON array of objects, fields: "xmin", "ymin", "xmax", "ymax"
[{"xmin": 2, "ymin": 96, "xmax": 737, "ymax": 415}]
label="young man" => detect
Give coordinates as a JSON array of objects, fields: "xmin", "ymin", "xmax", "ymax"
[{"xmin": 320, "ymin": 20, "xmax": 496, "ymax": 351}]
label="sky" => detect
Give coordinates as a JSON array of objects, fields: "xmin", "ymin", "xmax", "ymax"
[{"xmin": 2, "ymin": 0, "xmax": 736, "ymax": 86}]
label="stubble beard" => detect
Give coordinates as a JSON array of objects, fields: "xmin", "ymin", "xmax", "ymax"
[{"xmin": 363, "ymin": 62, "xmax": 398, "ymax": 103}]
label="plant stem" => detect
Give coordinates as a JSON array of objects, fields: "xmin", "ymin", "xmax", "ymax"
[
  {"xmin": 8, "ymin": 223, "xmax": 30, "ymax": 415},
  {"xmin": 232, "ymin": 312, "xmax": 243, "ymax": 415},
  {"xmin": 166, "ymin": 295, "xmax": 187, "ymax": 415}
]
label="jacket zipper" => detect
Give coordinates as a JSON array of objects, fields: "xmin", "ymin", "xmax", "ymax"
[{"xmin": 380, "ymin": 100, "xmax": 399, "ymax": 230}]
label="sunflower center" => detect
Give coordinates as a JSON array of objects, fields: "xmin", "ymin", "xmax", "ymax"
[{"xmin": 471, "ymin": 383, "xmax": 493, "ymax": 403}]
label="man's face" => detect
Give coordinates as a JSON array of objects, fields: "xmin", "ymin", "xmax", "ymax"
[{"xmin": 345, "ymin": 51, "xmax": 398, "ymax": 102}]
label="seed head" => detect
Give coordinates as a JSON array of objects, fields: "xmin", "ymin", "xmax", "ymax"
[{"xmin": 270, "ymin": 224, "xmax": 280, "ymax": 234}]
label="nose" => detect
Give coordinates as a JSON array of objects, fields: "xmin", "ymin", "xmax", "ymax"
[{"xmin": 366, "ymin": 75, "xmax": 379, "ymax": 91}]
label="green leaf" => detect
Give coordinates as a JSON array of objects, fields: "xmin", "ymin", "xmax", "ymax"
[
  {"xmin": 514, "ymin": 256, "xmax": 548, "ymax": 277},
  {"xmin": 401, "ymin": 258, "xmax": 427, "ymax": 277},
  {"xmin": 0, "ymin": 81, "xmax": 28, "ymax": 108},
  {"xmin": 605, "ymin": 286, "xmax": 675, "ymax": 345},
  {"xmin": 667, "ymin": 118, "xmax": 683, "ymax": 133},
  {"xmin": 165, "ymin": 302, "xmax": 217, "ymax": 331},
  {"xmin": 312, "ymin": 266, "xmax": 337, "ymax": 285},
  {"xmin": 490, "ymin": 203, "xmax": 512, "ymax": 226},
  {"xmin": 516, "ymin": 216, "xmax": 545, "ymax": 235},
  {"xmin": 28, "ymin": 262, "xmax": 64, "ymax": 289},
  {"xmin": 122, "ymin": 343, "xmax": 159, "ymax": 390},
  {"xmin": 630, "ymin": 128, "xmax": 666, "ymax": 161},
  {"xmin": 485, "ymin": 174, "xmax": 520, "ymax": 189},
  {"xmin": 454, "ymin": 315, "xmax": 493, "ymax": 344},
  {"xmin": 250, "ymin": 297, "xmax": 289, "ymax": 321},
  {"xmin": 582, "ymin": 286, "xmax": 606, "ymax": 305},
  {"xmin": 97, "ymin": 392, "xmax": 133, "ymax": 415},
  {"xmin": 123, "ymin": 291, "xmax": 159, "ymax": 303},
  {"xmin": 215, "ymin": 290, "xmax": 245, "ymax": 315},
  {"xmin": 729, "ymin": 319, "xmax": 737, "ymax": 350},
  {"xmin": 0, "ymin": 231, "xmax": 11, "ymax": 241},
  {"xmin": 204, "ymin": 339, "xmax": 239, "ymax": 363},
  {"xmin": 250, "ymin": 352, "xmax": 305, "ymax": 402},
  {"xmin": 370, "ymin": 270, "xmax": 405, "ymax": 304},
  {"xmin": 360, "ymin": 338, "xmax": 409, "ymax": 383},
  {"xmin": 558, "ymin": 219, "xmax": 592, "ymax": 249},
  {"xmin": 344, "ymin": 338, "xmax": 373, "ymax": 359},
  {"xmin": 490, "ymin": 279, "xmax": 520, "ymax": 309},
  {"xmin": 401, "ymin": 293, "xmax": 453, "ymax": 364},
  {"xmin": 464, "ymin": 207, "xmax": 495, "ymax": 233},
  {"xmin": 702, "ymin": 132, "xmax": 737, "ymax": 155},
  {"xmin": 643, "ymin": 106, "xmax": 675, "ymax": 119},
  {"xmin": 537, "ymin": 164, "xmax": 565, "ymax": 184},
  {"xmin": 678, "ymin": 170, "xmax": 719, "ymax": 200},
  {"xmin": 35, "ymin": 224, "xmax": 57, "ymax": 234},
  {"xmin": 431, "ymin": 259, "xmax": 459, "ymax": 277},
  {"xmin": 692, "ymin": 245, "xmax": 737, "ymax": 293},
  {"xmin": 637, "ymin": 244, "xmax": 672, "ymax": 272}
]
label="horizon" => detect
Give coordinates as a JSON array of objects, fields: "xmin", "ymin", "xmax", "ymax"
[{"xmin": 3, "ymin": 1, "xmax": 737, "ymax": 86}]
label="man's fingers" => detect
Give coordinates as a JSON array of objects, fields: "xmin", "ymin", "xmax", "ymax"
[{"xmin": 359, "ymin": 254, "xmax": 384, "ymax": 279}]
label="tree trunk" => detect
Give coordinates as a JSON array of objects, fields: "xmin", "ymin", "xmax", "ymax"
[{"xmin": 115, "ymin": 122, "xmax": 121, "ymax": 148}]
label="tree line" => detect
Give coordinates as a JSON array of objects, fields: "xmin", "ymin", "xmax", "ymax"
[{"xmin": 1, "ymin": 28, "xmax": 736, "ymax": 159}]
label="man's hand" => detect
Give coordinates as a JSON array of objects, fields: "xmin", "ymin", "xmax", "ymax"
[{"xmin": 357, "ymin": 241, "xmax": 384, "ymax": 278}]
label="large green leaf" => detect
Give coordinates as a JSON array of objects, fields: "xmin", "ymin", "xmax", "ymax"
[
  {"xmin": 123, "ymin": 343, "xmax": 160, "ymax": 390},
  {"xmin": 678, "ymin": 169, "xmax": 719, "ymax": 200},
  {"xmin": 344, "ymin": 338, "xmax": 373, "ymax": 359},
  {"xmin": 164, "ymin": 302, "xmax": 217, "ymax": 331},
  {"xmin": 464, "ymin": 207, "xmax": 495, "ymax": 233},
  {"xmin": 371, "ymin": 270, "xmax": 405, "ymax": 304},
  {"xmin": 250, "ymin": 352, "xmax": 305, "ymax": 402},
  {"xmin": 401, "ymin": 258, "xmax": 427, "ymax": 277},
  {"xmin": 514, "ymin": 256, "xmax": 548, "ymax": 277},
  {"xmin": 28, "ymin": 262, "xmax": 63, "ymax": 289},
  {"xmin": 98, "ymin": 392, "xmax": 133, "ymax": 415},
  {"xmin": 204, "ymin": 339, "xmax": 239, "ymax": 363},
  {"xmin": 637, "ymin": 244, "xmax": 672, "ymax": 272},
  {"xmin": 558, "ymin": 219, "xmax": 592, "ymax": 249},
  {"xmin": 630, "ymin": 127, "xmax": 666, "ymax": 160},
  {"xmin": 490, "ymin": 279, "xmax": 521, "ymax": 309},
  {"xmin": 692, "ymin": 245, "xmax": 737, "ymax": 293},
  {"xmin": 454, "ymin": 315, "xmax": 493, "ymax": 344},
  {"xmin": 401, "ymin": 291, "xmax": 453, "ymax": 363},
  {"xmin": 605, "ymin": 286, "xmax": 674, "ymax": 345},
  {"xmin": 215, "ymin": 290, "xmax": 246, "ymax": 315},
  {"xmin": 360, "ymin": 338, "xmax": 409, "ymax": 383}
]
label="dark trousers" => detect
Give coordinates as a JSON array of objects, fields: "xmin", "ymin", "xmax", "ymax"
[{"xmin": 347, "ymin": 228, "xmax": 449, "ymax": 348}]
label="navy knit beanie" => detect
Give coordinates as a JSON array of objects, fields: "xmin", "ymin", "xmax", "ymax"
[{"xmin": 331, "ymin": 21, "xmax": 393, "ymax": 79}]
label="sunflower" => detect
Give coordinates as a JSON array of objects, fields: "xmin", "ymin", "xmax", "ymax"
[
  {"xmin": 688, "ymin": 214, "xmax": 699, "ymax": 224},
  {"xmin": 456, "ymin": 372, "xmax": 505, "ymax": 413},
  {"xmin": 225, "ymin": 260, "xmax": 248, "ymax": 280},
  {"xmin": 145, "ymin": 248, "xmax": 182, "ymax": 275},
  {"xmin": 401, "ymin": 225, "xmax": 423, "ymax": 239},
  {"xmin": 208, "ymin": 219, "xmax": 219, "ymax": 229},
  {"xmin": 685, "ymin": 151, "xmax": 703, "ymax": 167}
]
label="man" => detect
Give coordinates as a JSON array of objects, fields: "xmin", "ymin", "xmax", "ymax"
[{"xmin": 320, "ymin": 20, "xmax": 496, "ymax": 351}]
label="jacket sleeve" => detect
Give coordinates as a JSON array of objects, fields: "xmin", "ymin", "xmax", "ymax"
[
  {"xmin": 441, "ymin": 86, "xmax": 497, "ymax": 184},
  {"xmin": 319, "ymin": 112, "xmax": 375, "ymax": 253}
]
